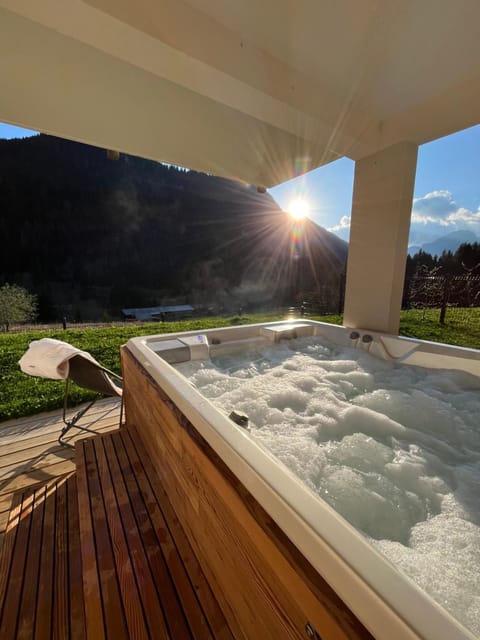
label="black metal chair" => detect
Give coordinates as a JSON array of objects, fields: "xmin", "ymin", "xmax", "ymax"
[{"xmin": 59, "ymin": 354, "xmax": 123, "ymax": 446}]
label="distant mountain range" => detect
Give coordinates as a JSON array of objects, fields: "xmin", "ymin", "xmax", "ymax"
[
  {"xmin": 408, "ymin": 230, "xmax": 479, "ymax": 256},
  {"xmin": 0, "ymin": 135, "xmax": 348, "ymax": 321}
]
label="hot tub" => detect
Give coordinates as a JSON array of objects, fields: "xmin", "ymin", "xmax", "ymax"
[{"xmin": 123, "ymin": 320, "xmax": 480, "ymax": 640}]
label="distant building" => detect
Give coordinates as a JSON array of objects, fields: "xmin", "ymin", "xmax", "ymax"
[{"xmin": 121, "ymin": 305, "xmax": 194, "ymax": 321}]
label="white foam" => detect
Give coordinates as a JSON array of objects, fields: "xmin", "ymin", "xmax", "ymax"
[{"xmin": 176, "ymin": 337, "xmax": 480, "ymax": 636}]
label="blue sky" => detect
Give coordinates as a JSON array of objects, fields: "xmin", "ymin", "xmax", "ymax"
[
  {"xmin": 2, "ymin": 121, "xmax": 479, "ymax": 248},
  {"xmin": 0, "ymin": 123, "xmax": 38, "ymax": 140},
  {"xmin": 270, "ymin": 124, "xmax": 480, "ymax": 248}
]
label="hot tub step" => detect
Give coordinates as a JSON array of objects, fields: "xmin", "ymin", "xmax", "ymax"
[{"xmin": 75, "ymin": 427, "xmax": 234, "ymax": 639}]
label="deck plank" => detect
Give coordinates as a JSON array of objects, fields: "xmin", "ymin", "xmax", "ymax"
[
  {"xmin": 0, "ymin": 460, "xmax": 76, "ymax": 498},
  {"xmin": 34, "ymin": 481, "xmax": 57, "ymax": 640},
  {"xmin": 82, "ymin": 439, "xmax": 128, "ymax": 639},
  {"xmin": 0, "ymin": 422, "xmax": 118, "ymax": 470},
  {"xmin": 53, "ymin": 479, "xmax": 69, "ymax": 640},
  {"xmin": 106, "ymin": 432, "xmax": 187, "ymax": 639},
  {"xmin": 0, "ymin": 490, "xmax": 35, "ymax": 639},
  {"xmin": 124, "ymin": 427, "xmax": 234, "ymax": 640},
  {"xmin": 67, "ymin": 476, "xmax": 86, "ymax": 640},
  {"xmin": 93, "ymin": 437, "xmax": 151, "ymax": 640},
  {"xmin": 17, "ymin": 485, "xmax": 46, "ymax": 640},
  {"xmin": 75, "ymin": 445, "xmax": 105, "ymax": 640},
  {"xmin": 0, "ymin": 492, "xmax": 22, "ymax": 622},
  {"xmin": 0, "ymin": 399, "xmax": 120, "ymax": 443},
  {"xmin": 0, "ymin": 451, "xmax": 78, "ymax": 484}
]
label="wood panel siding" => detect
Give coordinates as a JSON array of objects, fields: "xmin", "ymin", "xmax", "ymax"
[{"xmin": 121, "ymin": 346, "xmax": 373, "ymax": 640}]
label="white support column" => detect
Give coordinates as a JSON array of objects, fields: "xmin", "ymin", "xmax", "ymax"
[{"xmin": 343, "ymin": 141, "xmax": 418, "ymax": 334}]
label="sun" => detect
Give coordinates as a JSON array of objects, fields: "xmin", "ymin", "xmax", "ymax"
[{"xmin": 288, "ymin": 198, "xmax": 309, "ymax": 220}]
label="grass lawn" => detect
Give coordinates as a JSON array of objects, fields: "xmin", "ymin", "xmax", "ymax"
[
  {"xmin": 399, "ymin": 307, "xmax": 480, "ymax": 350},
  {"xmin": 0, "ymin": 309, "xmax": 478, "ymax": 421},
  {"xmin": 0, "ymin": 313, "xmax": 285, "ymax": 421}
]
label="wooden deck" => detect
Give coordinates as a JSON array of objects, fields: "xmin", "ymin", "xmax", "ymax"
[
  {"xmin": 0, "ymin": 418, "xmax": 233, "ymax": 639},
  {"xmin": 0, "ymin": 398, "xmax": 121, "ymax": 545},
  {"xmin": 76, "ymin": 426, "xmax": 233, "ymax": 639}
]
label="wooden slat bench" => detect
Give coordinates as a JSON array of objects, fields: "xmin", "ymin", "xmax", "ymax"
[
  {"xmin": 75, "ymin": 426, "xmax": 234, "ymax": 640},
  {"xmin": 0, "ymin": 475, "xmax": 85, "ymax": 640}
]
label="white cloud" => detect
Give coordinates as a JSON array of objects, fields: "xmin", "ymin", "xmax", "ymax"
[
  {"xmin": 328, "ymin": 191, "xmax": 480, "ymax": 246},
  {"xmin": 410, "ymin": 191, "xmax": 480, "ymax": 238},
  {"xmin": 412, "ymin": 190, "xmax": 457, "ymax": 220},
  {"xmin": 327, "ymin": 191, "xmax": 480, "ymax": 246},
  {"xmin": 447, "ymin": 208, "xmax": 480, "ymax": 224},
  {"xmin": 328, "ymin": 215, "xmax": 351, "ymax": 233}
]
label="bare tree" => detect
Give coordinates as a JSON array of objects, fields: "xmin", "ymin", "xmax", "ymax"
[{"xmin": 408, "ymin": 265, "xmax": 444, "ymax": 319}]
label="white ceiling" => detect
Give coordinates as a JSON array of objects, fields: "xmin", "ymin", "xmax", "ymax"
[{"xmin": 1, "ymin": 0, "xmax": 479, "ymax": 185}]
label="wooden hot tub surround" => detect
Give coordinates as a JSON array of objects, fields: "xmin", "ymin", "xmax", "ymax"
[{"xmin": 121, "ymin": 345, "xmax": 373, "ymax": 640}]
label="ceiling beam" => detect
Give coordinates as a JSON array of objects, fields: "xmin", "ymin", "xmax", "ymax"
[{"xmin": 0, "ymin": 8, "xmax": 339, "ymax": 186}]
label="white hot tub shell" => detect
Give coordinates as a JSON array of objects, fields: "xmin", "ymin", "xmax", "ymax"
[{"xmin": 125, "ymin": 320, "xmax": 480, "ymax": 640}]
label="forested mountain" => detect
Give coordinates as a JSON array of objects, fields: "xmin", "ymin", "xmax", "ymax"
[{"xmin": 0, "ymin": 135, "xmax": 348, "ymax": 321}]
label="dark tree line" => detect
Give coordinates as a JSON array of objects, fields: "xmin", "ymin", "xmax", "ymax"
[{"xmin": 405, "ymin": 243, "xmax": 480, "ymax": 278}]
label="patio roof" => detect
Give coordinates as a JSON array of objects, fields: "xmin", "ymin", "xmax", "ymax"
[
  {"xmin": 1, "ymin": 1, "xmax": 478, "ymax": 332},
  {"xmin": 0, "ymin": 0, "xmax": 479, "ymax": 187}
]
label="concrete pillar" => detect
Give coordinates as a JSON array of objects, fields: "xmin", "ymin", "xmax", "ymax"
[{"xmin": 343, "ymin": 141, "xmax": 418, "ymax": 334}]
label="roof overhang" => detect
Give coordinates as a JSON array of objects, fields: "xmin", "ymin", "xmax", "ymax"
[{"xmin": 1, "ymin": 0, "xmax": 480, "ymax": 186}]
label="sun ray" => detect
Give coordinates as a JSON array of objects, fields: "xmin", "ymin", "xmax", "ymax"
[{"xmin": 288, "ymin": 198, "xmax": 310, "ymax": 220}]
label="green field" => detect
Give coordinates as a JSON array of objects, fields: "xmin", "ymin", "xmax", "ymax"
[
  {"xmin": 0, "ymin": 314, "xmax": 286, "ymax": 421},
  {"xmin": 1, "ymin": 308, "xmax": 478, "ymax": 422},
  {"xmin": 399, "ymin": 307, "xmax": 480, "ymax": 349}
]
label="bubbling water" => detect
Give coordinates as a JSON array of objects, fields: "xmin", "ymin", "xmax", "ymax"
[{"xmin": 176, "ymin": 337, "xmax": 480, "ymax": 635}]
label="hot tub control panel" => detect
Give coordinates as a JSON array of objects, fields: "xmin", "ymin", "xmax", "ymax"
[{"xmin": 148, "ymin": 335, "xmax": 209, "ymax": 364}]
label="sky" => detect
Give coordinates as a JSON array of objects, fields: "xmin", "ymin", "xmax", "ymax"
[
  {"xmin": 2, "ymin": 121, "xmax": 480, "ymax": 249},
  {"xmin": 0, "ymin": 123, "xmax": 38, "ymax": 140},
  {"xmin": 270, "ymin": 124, "xmax": 480, "ymax": 248}
]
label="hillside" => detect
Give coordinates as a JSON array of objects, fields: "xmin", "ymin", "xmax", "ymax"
[{"xmin": 0, "ymin": 134, "xmax": 348, "ymax": 320}]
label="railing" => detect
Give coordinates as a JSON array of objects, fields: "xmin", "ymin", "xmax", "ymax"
[{"xmin": 405, "ymin": 274, "xmax": 480, "ymax": 324}]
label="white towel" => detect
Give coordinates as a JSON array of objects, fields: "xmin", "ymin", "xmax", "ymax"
[{"xmin": 19, "ymin": 338, "xmax": 98, "ymax": 380}]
